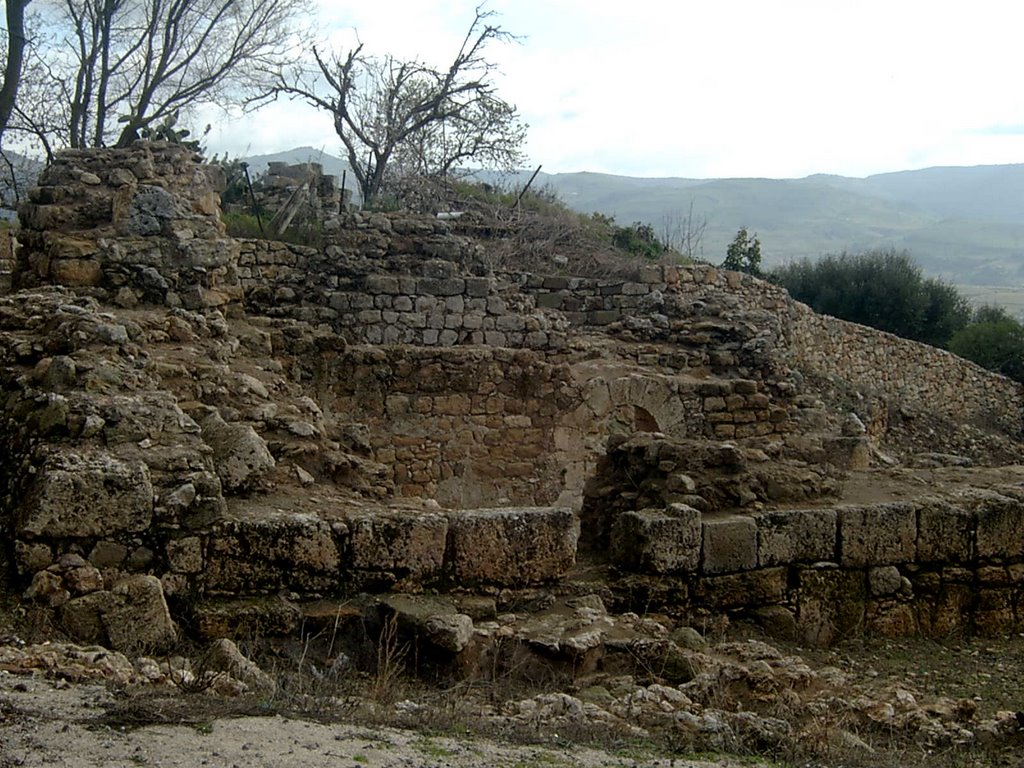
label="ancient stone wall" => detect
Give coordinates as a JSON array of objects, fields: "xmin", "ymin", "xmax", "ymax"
[
  {"xmin": 15, "ymin": 142, "xmax": 240, "ymax": 310},
  {"xmin": 0, "ymin": 228, "xmax": 13, "ymax": 293},
  {"xmin": 787, "ymin": 307, "xmax": 1024, "ymax": 437},
  {"xmin": 237, "ymin": 223, "xmax": 1023, "ymax": 446},
  {"xmin": 585, "ymin": 433, "xmax": 1024, "ymax": 642}
]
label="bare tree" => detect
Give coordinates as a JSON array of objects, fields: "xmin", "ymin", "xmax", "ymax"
[
  {"xmin": 12, "ymin": 0, "xmax": 308, "ymax": 153},
  {"xmin": 0, "ymin": 0, "xmax": 31, "ymax": 142},
  {"xmin": 660, "ymin": 199, "xmax": 708, "ymax": 260},
  {"xmin": 271, "ymin": 7, "xmax": 526, "ymax": 205}
]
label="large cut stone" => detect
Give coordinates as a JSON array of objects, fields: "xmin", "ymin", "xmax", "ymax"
[
  {"xmin": 18, "ymin": 450, "xmax": 153, "ymax": 539},
  {"xmin": 701, "ymin": 513, "xmax": 757, "ymax": 574},
  {"xmin": 347, "ymin": 510, "xmax": 448, "ymax": 581},
  {"xmin": 205, "ymin": 511, "xmax": 340, "ymax": 593},
  {"xmin": 916, "ymin": 497, "xmax": 975, "ymax": 563},
  {"xmin": 755, "ymin": 507, "xmax": 837, "ymax": 566},
  {"xmin": 610, "ymin": 504, "xmax": 701, "ymax": 574},
  {"xmin": 838, "ymin": 503, "xmax": 916, "ymax": 567},
  {"xmin": 59, "ymin": 575, "xmax": 177, "ymax": 653},
  {"xmin": 446, "ymin": 507, "xmax": 577, "ymax": 587}
]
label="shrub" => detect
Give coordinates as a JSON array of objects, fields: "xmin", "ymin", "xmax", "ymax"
[
  {"xmin": 948, "ymin": 305, "xmax": 1024, "ymax": 382},
  {"xmin": 721, "ymin": 227, "xmax": 762, "ymax": 276},
  {"xmin": 770, "ymin": 248, "xmax": 971, "ymax": 348}
]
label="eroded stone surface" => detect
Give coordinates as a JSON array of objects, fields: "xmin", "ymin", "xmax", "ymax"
[
  {"xmin": 447, "ymin": 507, "xmax": 578, "ymax": 586},
  {"xmin": 17, "ymin": 449, "xmax": 153, "ymax": 539}
]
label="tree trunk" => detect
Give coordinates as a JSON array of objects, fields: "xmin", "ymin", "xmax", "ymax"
[{"xmin": 0, "ymin": 0, "xmax": 31, "ymax": 142}]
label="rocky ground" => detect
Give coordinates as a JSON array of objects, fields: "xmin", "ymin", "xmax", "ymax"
[{"xmin": 1, "ymin": 618, "xmax": 1022, "ymax": 768}]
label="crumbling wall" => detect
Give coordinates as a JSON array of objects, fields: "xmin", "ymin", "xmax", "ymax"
[
  {"xmin": 583, "ymin": 433, "xmax": 1024, "ymax": 642},
  {"xmin": 15, "ymin": 141, "xmax": 241, "ymax": 310},
  {"xmin": 0, "ymin": 228, "xmax": 14, "ymax": 293}
]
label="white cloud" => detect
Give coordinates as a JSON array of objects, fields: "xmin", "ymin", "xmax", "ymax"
[{"xmin": 200, "ymin": 0, "xmax": 1024, "ymax": 178}]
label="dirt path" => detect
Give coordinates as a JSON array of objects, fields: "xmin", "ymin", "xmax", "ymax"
[{"xmin": 0, "ymin": 675, "xmax": 763, "ymax": 768}]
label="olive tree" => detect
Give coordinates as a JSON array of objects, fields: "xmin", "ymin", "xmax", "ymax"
[{"xmin": 270, "ymin": 7, "xmax": 526, "ymax": 205}]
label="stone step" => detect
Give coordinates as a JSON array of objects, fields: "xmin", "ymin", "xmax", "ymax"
[{"xmin": 197, "ymin": 504, "xmax": 578, "ymax": 598}]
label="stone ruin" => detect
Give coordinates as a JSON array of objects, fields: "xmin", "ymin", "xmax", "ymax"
[{"xmin": 1, "ymin": 141, "xmax": 1023, "ymax": 673}]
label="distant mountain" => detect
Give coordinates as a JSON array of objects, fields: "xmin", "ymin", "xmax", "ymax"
[{"xmin": 243, "ymin": 149, "xmax": 1024, "ymax": 287}]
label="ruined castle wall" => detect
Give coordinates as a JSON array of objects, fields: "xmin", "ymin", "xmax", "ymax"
[
  {"xmin": 309, "ymin": 346, "xmax": 581, "ymax": 508},
  {"xmin": 15, "ymin": 142, "xmax": 240, "ymax": 310},
  {"xmin": 0, "ymin": 228, "xmax": 13, "ymax": 294},
  {"xmin": 787, "ymin": 305, "xmax": 1024, "ymax": 436}
]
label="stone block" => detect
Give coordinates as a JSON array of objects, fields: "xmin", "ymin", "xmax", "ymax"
[
  {"xmin": 166, "ymin": 536, "xmax": 204, "ymax": 574},
  {"xmin": 755, "ymin": 508, "xmax": 836, "ymax": 566},
  {"xmin": 18, "ymin": 450, "xmax": 153, "ymax": 539},
  {"xmin": 192, "ymin": 596, "xmax": 302, "ymax": 639},
  {"xmin": 105, "ymin": 575, "xmax": 178, "ymax": 653},
  {"xmin": 693, "ymin": 567, "xmax": 787, "ymax": 608},
  {"xmin": 364, "ymin": 274, "xmax": 400, "ymax": 294},
  {"xmin": 972, "ymin": 491, "xmax": 1024, "ymax": 560},
  {"xmin": 867, "ymin": 565, "xmax": 903, "ymax": 596},
  {"xmin": 916, "ymin": 498, "xmax": 975, "ymax": 563},
  {"xmin": 417, "ymin": 277, "xmax": 464, "ymax": 296},
  {"xmin": 59, "ymin": 575, "xmax": 177, "ymax": 653},
  {"xmin": 974, "ymin": 588, "xmax": 1016, "ymax": 636},
  {"xmin": 867, "ymin": 602, "xmax": 918, "ymax": 637},
  {"xmin": 610, "ymin": 505, "xmax": 701, "ymax": 574},
  {"xmin": 795, "ymin": 566, "xmax": 867, "ymax": 646},
  {"xmin": 205, "ymin": 511, "xmax": 340, "ymax": 593},
  {"xmin": 446, "ymin": 507, "xmax": 577, "ymax": 587},
  {"xmin": 701, "ymin": 513, "xmax": 757, "ymax": 574},
  {"xmin": 347, "ymin": 510, "xmax": 448, "ymax": 581},
  {"xmin": 838, "ymin": 503, "xmax": 916, "ymax": 567},
  {"xmin": 587, "ymin": 309, "xmax": 620, "ymax": 325}
]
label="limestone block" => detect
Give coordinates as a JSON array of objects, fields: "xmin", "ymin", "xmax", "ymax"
[
  {"xmin": 380, "ymin": 595, "xmax": 474, "ymax": 654},
  {"xmin": 192, "ymin": 596, "xmax": 302, "ymax": 639},
  {"xmin": 971, "ymin": 491, "xmax": 1024, "ymax": 560},
  {"xmin": 58, "ymin": 590, "xmax": 119, "ymax": 643},
  {"xmin": 59, "ymin": 575, "xmax": 177, "ymax": 653},
  {"xmin": 446, "ymin": 507, "xmax": 578, "ymax": 587},
  {"xmin": 701, "ymin": 513, "xmax": 757, "ymax": 574},
  {"xmin": 50, "ymin": 258, "xmax": 103, "ymax": 287},
  {"xmin": 755, "ymin": 508, "xmax": 836, "ymax": 566},
  {"xmin": 916, "ymin": 498, "xmax": 975, "ymax": 563},
  {"xmin": 105, "ymin": 575, "xmax": 178, "ymax": 652},
  {"xmin": 17, "ymin": 450, "xmax": 153, "ymax": 539},
  {"xmin": 166, "ymin": 536, "xmax": 204, "ymax": 574},
  {"xmin": 838, "ymin": 503, "xmax": 916, "ymax": 567},
  {"xmin": 347, "ymin": 510, "xmax": 448, "ymax": 580},
  {"xmin": 609, "ymin": 505, "xmax": 701, "ymax": 574},
  {"xmin": 795, "ymin": 566, "xmax": 867, "ymax": 646},
  {"xmin": 693, "ymin": 567, "xmax": 787, "ymax": 609},
  {"xmin": 205, "ymin": 512, "xmax": 340, "ymax": 593},
  {"xmin": 206, "ymin": 638, "xmax": 276, "ymax": 694},
  {"xmin": 974, "ymin": 588, "xmax": 1015, "ymax": 636},
  {"xmin": 867, "ymin": 565, "xmax": 902, "ymax": 597},
  {"xmin": 867, "ymin": 602, "xmax": 918, "ymax": 637},
  {"xmin": 199, "ymin": 410, "xmax": 276, "ymax": 494},
  {"xmin": 114, "ymin": 184, "xmax": 178, "ymax": 236}
]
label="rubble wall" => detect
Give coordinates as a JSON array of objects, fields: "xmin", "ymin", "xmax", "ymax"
[
  {"xmin": 15, "ymin": 141, "xmax": 241, "ymax": 310},
  {"xmin": 0, "ymin": 228, "xmax": 13, "ymax": 293}
]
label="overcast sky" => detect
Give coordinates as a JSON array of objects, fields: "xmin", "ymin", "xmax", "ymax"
[{"xmin": 200, "ymin": 0, "xmax": 1024, "ymax": 180}]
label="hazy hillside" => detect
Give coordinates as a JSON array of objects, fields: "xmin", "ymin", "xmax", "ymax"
[{"xmin": 243, "ymin": 149, "xmax": 1024, "ymax": 287}]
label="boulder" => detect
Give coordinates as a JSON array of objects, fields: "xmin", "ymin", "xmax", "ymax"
[{"xmin": 198, "ymin": 410, "xmax": 275, "ymax": 494}]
